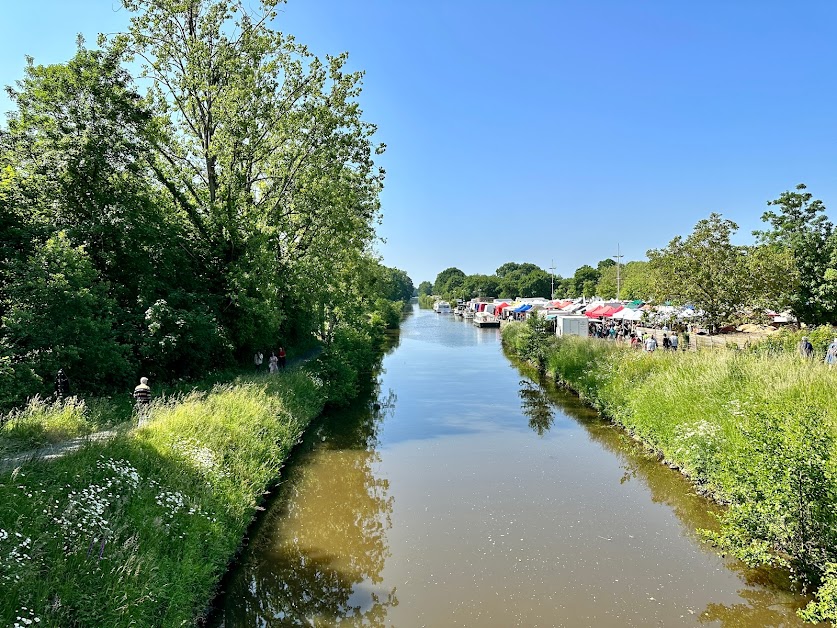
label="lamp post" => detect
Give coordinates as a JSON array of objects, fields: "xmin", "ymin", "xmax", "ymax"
[
  {"xmin": 612, "ymin": 244, "xmax": 624, "ymax": 301},
  {"xmin": 549, "ymin": 259, "xmax": 556, "ymax": 300}
]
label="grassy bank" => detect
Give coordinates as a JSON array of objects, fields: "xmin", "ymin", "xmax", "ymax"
[
  {"xmin": 503, "ymin": 322, "xmax": 837, "ymax": 624},
  {"xmin": 0, "ymin": 325, "xmax": 384, "ymax": 627}
]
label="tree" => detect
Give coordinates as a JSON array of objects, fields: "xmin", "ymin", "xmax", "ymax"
[
  {"xmin": 596, "ymin": 261, "xmax": 654, "ymax": 300},
  {"xmin": 378, "ymin": 267, "xmax": 414, "ymax": 303},
  {"xmin": 647, "ymin": 213, "xmax": 794, "ymax": 332},
  {"xmin": 433, "ymin": 267, "xmax": 466, "ymax": 295},
  {"xmin": 0, "ymin": 233, "xmax": 132, "ymax": 404},
  {"xmin": 573, "ymin": 265, "xmax": 600, "ymax": 298},
  {"xmin": 1, "ymin": 45, "xmax": 233, "ymax": 381},
  {"xmin": 597, "ymin": 258, "xmax": 616, "ymax": 272},
  {"xmin": 115, "ymin": 0, "xmax": 385, "ymax": 347},
  {"xmin": 461, "ymin": 274, "xmax": 500, "ymax": 299},
  {"xmin": 417, "ymin": 281, "xmax": 433, "ymax": 296},
  {"xmin": 496, "ymin": 262, "xmax": 540, "ymax": 278},
  {"xmin": 754, "ymin": 184, "xmax": 837, "ymax": 325}
]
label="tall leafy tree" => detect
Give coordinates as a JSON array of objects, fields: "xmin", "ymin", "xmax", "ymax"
[
  {"xmin": 115, "ymin": 0, "xmax": 385, "ymax": 346},
  {"xmin": 754, "ymin": 184, "xmax": 837, "ymax": 325},
  {"xmin": 573, "ymin": 265, "xmax": 600, "ymax": 298},
  {"xmin": 433, "ymin": 267, "xmax": 466, "ymax": 296},
  {"xmin": 648, "ymin": 213, "xmax": 795, "ymax": 332}
]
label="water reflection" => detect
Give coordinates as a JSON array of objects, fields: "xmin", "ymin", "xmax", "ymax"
[
  {"xmin": 214, "ymin": 386, "xmax": 398, "ymax": 626},
  {"xmin": 510, "ymin": 359, "xmax": 818, "ymax": 625},
  {"xmin": 215, "ymin": 306, "xmax": 821, "ymax": 627},
  {"xmin": 517, "ymin": 378, "xmax": 555, "ymax": 436}
]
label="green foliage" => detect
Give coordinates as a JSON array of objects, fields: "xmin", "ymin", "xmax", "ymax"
[
  {"xmin": 800, "ymin": 564, "xmax": 837, "ymax": 623},
  {"xmin": 0, "ymin": 0, "xmax": 399, "ymax": 410},
  {"xmin": 0, "ymin": 328, "xmax": 383, "ymax": 626},
  {"xmin": 750, "ymin": 325, "xmax": 837, "ymax": 360},
  {"xmin": 573, "ymin": 264, "xmax": 600, "ymax": 298},
  {"xmin": 433, "ymin": 267, "xmax": 466, "ymax": 296},
  {"xmin": 417, "ymin": 294, "xmax": 436, "ymax": 309},
  {"xmin": 707, "ymin": 405, "xmax": 837, "ymax": 584},
  {"xmin": 1, "ymin": 233, "xmax": 132, "ymax": 403},
  {"xmin": 755, "ymin": 184, "xmax": 837, "ymax": 326},
  {"xmin": 417, "ymin": 281, "xmax": 433, "ymax": 296},
  {"xmin": 596, "ymin": 260, "xmax": 653, "ymax": 300},
  {"xmin": 0, "ymin": 397, "xmax": 93, "ymax": 455},
  {"xmin": 647, "ymin": 213, "xmax": 795, "ymax": 332}
]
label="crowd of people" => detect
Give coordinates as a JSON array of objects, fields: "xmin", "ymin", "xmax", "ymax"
[
  {"xmin": 799, "ymin": 336, "xmax": 837, "ymax": 367},
  {"xmin": 253, "ymin": 347, "xmax": 286, "ymax": 373},
  {"xmin": 588, "ymin": 321, "xmax": 690, "ymax": 353}
]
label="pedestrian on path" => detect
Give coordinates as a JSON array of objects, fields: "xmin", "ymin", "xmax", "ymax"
[
  {"xmin": 55, "ymin": 368, "xmax": 70, "ymax": 402},
  {"xmin": 254, "ymin": 351, "xmax": 264, "ymax": 371},
  {"xmin": 826, "ymin": 338, "xmax": 837, "ymax": 368},
  {"xmin": 268, "ymin": 352, "xmax": 279, "ymax": 374},
  {"xmin": 799, "ymin": 336, "xmax": 814, "ymax": 359},
  {"xmin": 278, "ymin": 346, "xmax": 286, "ymax": 369},
  {"xmin": 645, "ymin": 335, "xmax": 657, "ymax": 352},
  {"xmin": 133, "ymin": 377, "xmax": 152, "ymax": 423}
]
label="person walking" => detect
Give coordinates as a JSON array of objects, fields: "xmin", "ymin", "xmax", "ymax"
[
  {"xmin": 670, "ymin": 332, "xmax": 679, "ymax": 351},
  {"xmin": 644, "ymin": 335, "xmax": 657, "ymax": 352},
  {"xmin": 133, "ymin": 377, "xmax": 152, "ymax": 424},
  {"xmin": 254, "ymin": 351, "xmax": 264, "ymax": 372},
  {"xmin": 268, "ymin": 351, "xmax": 279, "ymax": 374},
  {"xmin": 55, "ymin": 369, "xmax": 70, "ymax": 401},
  {"xmin": 825, "ymin": 337, "xmax": 837, "ymax": 368},
  {"xmin": 799, "ymin": 336, "xmax": 814, "ymax": 359},
  {"xmin": 278, "ymin": 346, "xmax": 287, "ymax": 370}
]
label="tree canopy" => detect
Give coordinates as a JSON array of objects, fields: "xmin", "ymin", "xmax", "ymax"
[{"xmin": 0, "ymin": 0, "xmax": 409, "ymax": 408}]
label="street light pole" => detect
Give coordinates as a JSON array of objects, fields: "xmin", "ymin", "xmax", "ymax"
[
  {"xmin": 549, "ymin": 259, "xmax": 556, "ymax": 300},
  {"xmin": 612, "ymin": 244, "xmax": 624, "ymax": 301}
]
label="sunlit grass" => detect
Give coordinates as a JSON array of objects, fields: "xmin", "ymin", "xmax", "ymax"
[{"xmin": 0, "ymin": 369, "xmax": 326, "ymax": 626}]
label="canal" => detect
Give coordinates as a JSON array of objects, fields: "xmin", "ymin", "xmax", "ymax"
[{"xmin": 212, "ymin": 304, "xmax": 814, "ymax": 627}]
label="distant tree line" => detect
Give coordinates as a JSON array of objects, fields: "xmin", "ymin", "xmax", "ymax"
[
  {"xmin": 0, "ymin": 0, "xmax": 412, "ymax": 409},
  {"xmin": 422, "ymin": 184, "xmax": 837, "ymax": 329},
  {"xmin": 421, "ymin": 259, "xmax": 654, "ymax": 304}
]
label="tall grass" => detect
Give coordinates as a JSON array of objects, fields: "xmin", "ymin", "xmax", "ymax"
[
  {"xmin": 0, "ymin": 369, "xmax": 327, "ymax": 626},
  {"xmin": 503, "ymin": 323, "xmax": 837, "ymax": 624}
]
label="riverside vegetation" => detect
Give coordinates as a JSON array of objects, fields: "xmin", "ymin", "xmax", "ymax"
[
  {"xmin": 0, "ymin": 323, "xmax": 389, "ymax": 627},
  {"xmin": 503, "ymin": 320, "xmax": 837, "ymax": 625},
  {"xmin": 0, "ymin": 0, "xmax": 415, "ymax": 624}
]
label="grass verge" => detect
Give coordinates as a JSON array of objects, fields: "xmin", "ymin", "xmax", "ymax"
[{"xmin": 1, "ymin": 365, "xmax": 330, "ymax": 626}]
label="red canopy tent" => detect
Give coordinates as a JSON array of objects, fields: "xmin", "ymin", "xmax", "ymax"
[
  {"xmin": 585, "ymin": 305, "xmax": 608, "ymax": 318},
  {"xmin": 600, "ymin": 305, "xmax": 624, "ymax": 318}
]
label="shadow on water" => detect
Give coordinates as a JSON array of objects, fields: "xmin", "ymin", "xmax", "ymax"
[
  {"xmin": 511, "ymin": 357, "xmax": 819, "ymax": 627},
  {"xmin": 208, "ymin": 331, "xmax": 404, "ymax": 627}
]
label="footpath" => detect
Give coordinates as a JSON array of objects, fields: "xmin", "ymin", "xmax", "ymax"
[{"xmin": 0, "ymin": 347, "xmax": 321, "ymax": 473}]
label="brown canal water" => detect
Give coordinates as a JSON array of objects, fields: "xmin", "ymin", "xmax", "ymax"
[{"xmin": 211, "ymin": 304, "xmax": 817, "ymax": 627}]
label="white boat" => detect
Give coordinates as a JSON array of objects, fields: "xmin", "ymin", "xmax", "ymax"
[
  {"xmin": 433, "ymin": 300, "xmax": 452, "ymax": 314},
  {"xmin": 473, "ymin": 311, "xmax": 500, "ymax": 328}
]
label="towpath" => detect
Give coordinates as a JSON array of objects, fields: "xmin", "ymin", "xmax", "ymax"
[{"xmin": 0, "ymin": 347, "xmax": 322, "ymax": 472}]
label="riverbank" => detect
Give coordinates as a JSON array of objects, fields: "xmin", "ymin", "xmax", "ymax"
[
  {"xmin": 0, "ymin": 333, "xmax": 381, "ymax": 626},
  {"xmin": 502, "ymin": 322, "xmax": 837, "ymax": 625}
]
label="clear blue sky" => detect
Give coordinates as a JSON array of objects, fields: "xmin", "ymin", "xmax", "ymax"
[{"xmin": 3, "ymin": 1, "xmax": 837, "ymax": 286}]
